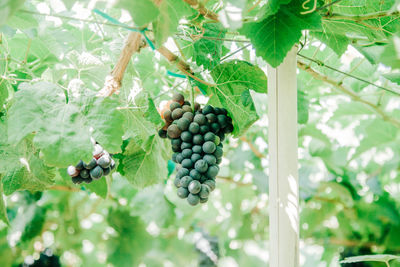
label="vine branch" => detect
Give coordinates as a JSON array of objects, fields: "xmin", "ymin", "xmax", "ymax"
[
  {"xmin": 323, "ymin": 10, "xmax": 400, "ymax": 21},
  {"xmin": 98, "ymin": 32, "xmax": 144, "ymax": 97},
  {"xmin": 297, "ymin": 60, "xmax": 400, "ymax": 129},
  {"xmin": 182, "ymin": 0, "xmax": 219, "ymax": 22},
  {"xmin": 156, "ymin": 45, "xmax": 216, "ymax": 87},
  {"xmin": 240, "ymin": 136, "xmax": 266, "ymax": 159}
]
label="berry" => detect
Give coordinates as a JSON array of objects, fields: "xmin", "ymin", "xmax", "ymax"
[
  {"xmin": 170, "ymin": 102, "xmax": 181, "ymax": 111},
  {"xmin": 199, "ymin": 184, "xmax": 210, "ymax": 198},
  {"xmin": 190, "ymin": 169, "xmax": 201, "ymax": 180},
  {"xmin": 187, "ymin": 194, "xmax": 200, "ymax": 206},
  {"xmin": 203, "ymin": 154, "xmax": 216, "ymax": 165},
  {"xmin": 189, "ymin": 122, "xmax": 200, "ymax": 134},
  {"xmin": 172, "ymin": 93, "xmax": 185, "ymax": 104},
  {"xmin": 182, "ymin": 158, "xmax": 193, "ymax": 169},
  {"xmin": 176, "ymin": 168, "xmax": 189, "ymax": 179},
  {"xmin": 195, "ymin": 160, "xmax": 208, "ymax": 173},
  {"xmin": 193, "ymin": 134, "xmax": 204, "ymax": 145},
  {"xmin": 206, "ymin": 165, "xmax": 219, "ymax": 178},
  {"xmin": 194, "ymin": 114, "xmax": 207, "ymax": 125},
  {"xmin": 183, "ymin": 112, "xmax": 194, "ymax": 122},
  {"xmin": 192, "ymin": 145, "xmax": 202, "ymax": 154},
  {"xmin": 174, "ymin": 177, "xmax": 181, "ymax": 188},
  {"xmin": 177, "ymin": 117, "xmax": 190, "ymax": 131},
  {"xmin": 80, "ymin": 169, "xmax": 90, "ymax": 179},
  {"xmin": 182, "ymin": 105, "xmax": 192, "ymax": 113},
  {"xmin": 180, "ymin": 176, "xmax": 193, "ymax": 188},
  {"xmin": 203, "ymin": 141, "xmax": 216, "ymax": 154},
  {"xmin": 177, "ymin": 187, "xmax": 189, "ymax": 198},
  {"xmin": 181, "ymin": 131, "xmax": 193, "ymax": 142},
  {"xmin": 163, "ymin": 110, "xmax": 172, "ymax": 122},
  {"xmin": 90, "ymin": 165, "xmax": 103, "ymax": 179},
  {"xmin": 188, "ymin": 180, "xmax": 201, "ymax": 194},
  {"xmin": 191, "ymin": 153, "xmax": 201, "ymax": 163},
  {"xmin": 172, "ymin": 108, "xmax": 184, "ymax": 120},
  {"xmin": 167, "ymin": 124, "xmax": 181, "ymax": 139}
]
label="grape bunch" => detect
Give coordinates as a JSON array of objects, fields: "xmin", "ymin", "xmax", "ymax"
[
  {"xmin": 158, "ymin": 93, "xmax": 233, "ymax": 206},
  {"xmin": 67, "ymin": 143, "xmax": 115, "ymax": 184},
  {"xmin": 195, "ymin": 231, "xmax": 219, "ymax": 267}
]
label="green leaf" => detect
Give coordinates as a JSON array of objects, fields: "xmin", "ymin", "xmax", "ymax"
[
  {"xmin": 122, "ymin": 108, "xmax": 158, "ymax": 152},
  {"xmin": 0, "ymin": 0, "xmax": 25, "ymax": 27},
  {"xmin": 340, "ymin": 254, "xmax": 400, "ymax": 264},
  {"xmin": 354, "ymin": 119, "xmax": 397, "ymax": 158},
  {"xmin": 115, "ymin": 0, "xmax": 159, "ymax": 27},
  {"xmin": 383, "ymin": 73, "xmax": 400, "ymax": 85},
  {"xmin": 107, "ymin": 209, "xmax": 152, "ymax": 267},
  {"xmin": 312, "ymin": 30, "xmax": 349, "ymax": 56},
  {"xmin": 381, "ymin": 36, "xmax": 400, "ymax": 69},
  {"xmin": 260, "ymin": 0, "xmax": 292, "ymax": 16},
  {"xmin": 209, "ymin": 60, "xmax": 268, "ymax": 136},
  {"xmin": 120, "ymin": 137, "xmax": 168, "ymax": 188},
  {"xmin": 239, "ymin": 0, "xmax": 321, "ymax": 67},
  {"xmin": 83, "ymin": 177, "xmax": 108, "ymax": 198},
  {"xmin": 144, "ymin": 98, "xmax": 163, "ymax": 127},
  {"xmin": 0, "ymin": 179, "xmax": 8, "ymax": 225},
  {"xmin": 0, "ymin": 80, "xmax": 9, "ymax": 108},
  {"xmin": 297, "ymin": 90, "xmax": 309, "ymax": 124},
  {"xmin": 130, "ymin": 184, "xmax": 175, "ymax": 227},
  {"xmin": 193, "ymin": 24, "xmax": 226, "ymax": 70},
  {"xmin": 86, "ymin": 97, "xmax": 124, "ymax": 153},
  {"xmin": 153, "ymin": 0, "xmax": 192, "ymax": 46}
]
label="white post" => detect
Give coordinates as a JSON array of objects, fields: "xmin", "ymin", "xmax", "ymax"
[{"xmin": 267, "ymin": 46, "xmax": 299, "ymax": 267}]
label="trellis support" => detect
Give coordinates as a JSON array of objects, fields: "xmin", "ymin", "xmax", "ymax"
[{"xmin": 267, "ymin": 46, "xmax": 299, "ymax": 267}]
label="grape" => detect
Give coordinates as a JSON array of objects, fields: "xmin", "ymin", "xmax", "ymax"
[
  {"xmin": 190, "ymin": 169, "xmax": 201, "ymax": 180},
  {"xmin": 103, "ymin": 167, "xmax": 111, "ymax": 176},
  {"xmin": 187, "ymin": 193, "xmax": 200, "ymax": 206},
  {"xmin": 191, "ymin": 153, "xmax": 201, "ymax": 163},
  {"xmin": 167, "ymin": 124, "xmax": 181, "ymax": 139},
  {"xmin": 203, "ymin": 141, "xmax": 216, "ymax": 154},
  {"xmin": 192, "ymin": 145, "xmax": 202, "ymax": 154},
  {"xmin": 204, "ymin": 132, "xmax": 216, "ymax": 142},
  {"xmin": 180, "ymin": 176, "xmax": 193, "ymax": 188},
  {"xmin": 194, "ymin": 114, "xmax": 207, "ymax": 125},
  {"xmin": 90, "ymin": 165, "xmax": 103, "ymax": 179},
  {"xmin": 174, "ymin": 177, "xmax": 181, "ymax": 188},
  {"xmin": 182, "ymin": 149, "xmax": 192, "ymax": 159},
  {"xmin": 177, "ymin": 117, "xmax": 190, "ymax": 131},
  {"xmin": 163, "ymin": 109, "xmax": 172, "ymax": 122},
  {"xmin": 183, "ymin": 112, "xmax": 194, "ymax": 121},
  {"xmin": 76, "ymin": 160, "xmax": 84, "ymax": 170},
  {"xmin": 181, "ymin": 131, "xmax": 193, "ymax": 142},
  {"xmin": 188, "ymin": 180, "xmax": 201, "ymax": 194},
  {"xmin": 189, "ymin": 122, "xmax": 200, "ymax": 134},
  {"xmin": 85, "ymin": 158, "xmax": 97, "ymax": 169},
  {"xmin": 80, "ymin": 169, "xmax": 90, "ymax": 179},
  {"xmin": 193, "ymin": 134, "xmax": 204, "ymax": 145},
  {"xmin": 170, "ymin": 102, "xmax": 181, "ymax": 111},
  {"xmin": 158, "ymin": 129, "xmax": 167, "ymax": 138},
  {"xmin": 172, "ymin": 93, "xmax": 185, "ymax": 104},
  {"xmin": 97, "ymin": 154, "xmax": 111, "ymax": 168},
  {"xmin": 181, "ymin": 142, "xmax": 192, "ymax": 150},
  {"xmin": 203, "ymin": 154, "xmax": 216, "ymax": 165},
  {"xmin": 206, "ymin": 165, "xmax": 219, "ymax": 178},
  {"xmin": 159, "ymin": 94, "xmax": 233, "ymax": 205},
  {"xmin": 199, "ymin": 184, "xmax": 210, "ymax": 198},
  {"xmin": 195, "ymin": 160, "xmax": 208, "ymax": 173},
  {"xmin": 177, "ymin": 187, "xmax": 189, "ymax": 198},
  {"xmin": 181, "ymin": 158, "xmax": 193, "ymax": 168},
  {"xmin": 67, "ymin": 166, "xmax": 79, "ymax": 177}
]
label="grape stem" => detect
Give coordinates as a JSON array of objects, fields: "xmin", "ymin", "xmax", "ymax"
[
  {"xmin": 98, "ymin": 32, "xmax": 145, "ymax": 97},
  {"xmin": 297, "ymin": 60, "xmax": 400, "ymax": 129},
  {"xmin": 182, "ymin": 0, "xmax": 219, "ymax": 22}
]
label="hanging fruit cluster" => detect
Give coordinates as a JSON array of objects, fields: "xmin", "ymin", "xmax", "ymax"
[
  {"xmin": 67, "ymin": 143, "xmax": 115, "ymax": 184},
  {"xmin": 159, "ymin": 93, "xmax": 233, "ymax": 206}
]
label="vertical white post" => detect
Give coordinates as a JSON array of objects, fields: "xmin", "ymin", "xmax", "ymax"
[{"xmin": 267, "ymin": 47, "xmax": 299, "ymax": 267}]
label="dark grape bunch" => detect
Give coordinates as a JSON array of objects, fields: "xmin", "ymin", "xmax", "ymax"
[
  {"xmin": 158, "ymin": 93, "xmax": 233, "ymax": 206},
  {"xmin": 67, "ymin": 143, "xmax": 115, "ymax": 184},
  {"xmin": 195, "ymin": 231, "xmax": 219, "ymax": 267}
]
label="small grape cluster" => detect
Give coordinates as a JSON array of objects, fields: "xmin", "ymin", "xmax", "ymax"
[
  {"xmin": 195, "ymin": 231, "xmax": 219, "ymax": 267},
  {"xmin": 158, "ymin": 93, "xmax": 233, "ymax": 206},
  {"xmin": 67, "ymin": 143, "xmax": 115, "ymax": 184}
]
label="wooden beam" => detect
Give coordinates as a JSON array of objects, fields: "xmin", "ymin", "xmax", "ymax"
[{"xmin": 267, "ymin": 47, "xmax": 299, "ymax": 267}]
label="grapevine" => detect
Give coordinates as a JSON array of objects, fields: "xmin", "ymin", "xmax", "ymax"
[{"xmin": 159, "ymin": 93, "xmax": 233, "ymax": 205}]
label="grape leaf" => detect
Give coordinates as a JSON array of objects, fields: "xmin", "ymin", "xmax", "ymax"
[
  {"xmin": 193, "ymin": 24, "xmax": 226, "ymax": 70},
  {"xmin": 122, "ymin": 109, "xmax": 158, "ymax": 152},
  {"xmin": 130, "ymin": 184, "xmax": 175, "ymax": 227},
  {"xmin": 312, "ymin": 30, "xmax": 349, "ymax": 56},
  {"xmin": 260, "ymin": 0, "xmax": 292, "ymax": 16},
  {"xmin": 209, "ymin": 60, "xmax": 268, "ymax": 136},
  {"xmin": 83, "ymin": 177, "xmax": 108, "ymax": 199},
  {"xmin": 153, "ymin": 0, "xmax": 192, "ymax": 46},
  {"xmin": 383, "ymin": 73, "xmax": 400, "ymax": 85},
  {"xmin": 107, "ymin": 209, "xmax": 152, "ymax": 267},
  {"xmin": 239, "ymin": 0, "xmax": 321, "ymax": 67},
  {"xmin": 0, "ymin": 180, "xmax": 8, "ymax": 225},
  {"xmin": 86, "ymin": 97, "xmax": 125, "ymax": 153},
  {"xmin": 120, "ymin": 137, "xmax": 168, "ymax": 188},
  {"xmin": 0, "ymin": 80, "xmax": 9, "ymax": 108},
  {"xmin": 115, "ymin": 0, "xmax": 159, "ymax": 27},
  {"xmin": 0, "ymin": 0, "xmax": 25, "ymax": 26}
]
